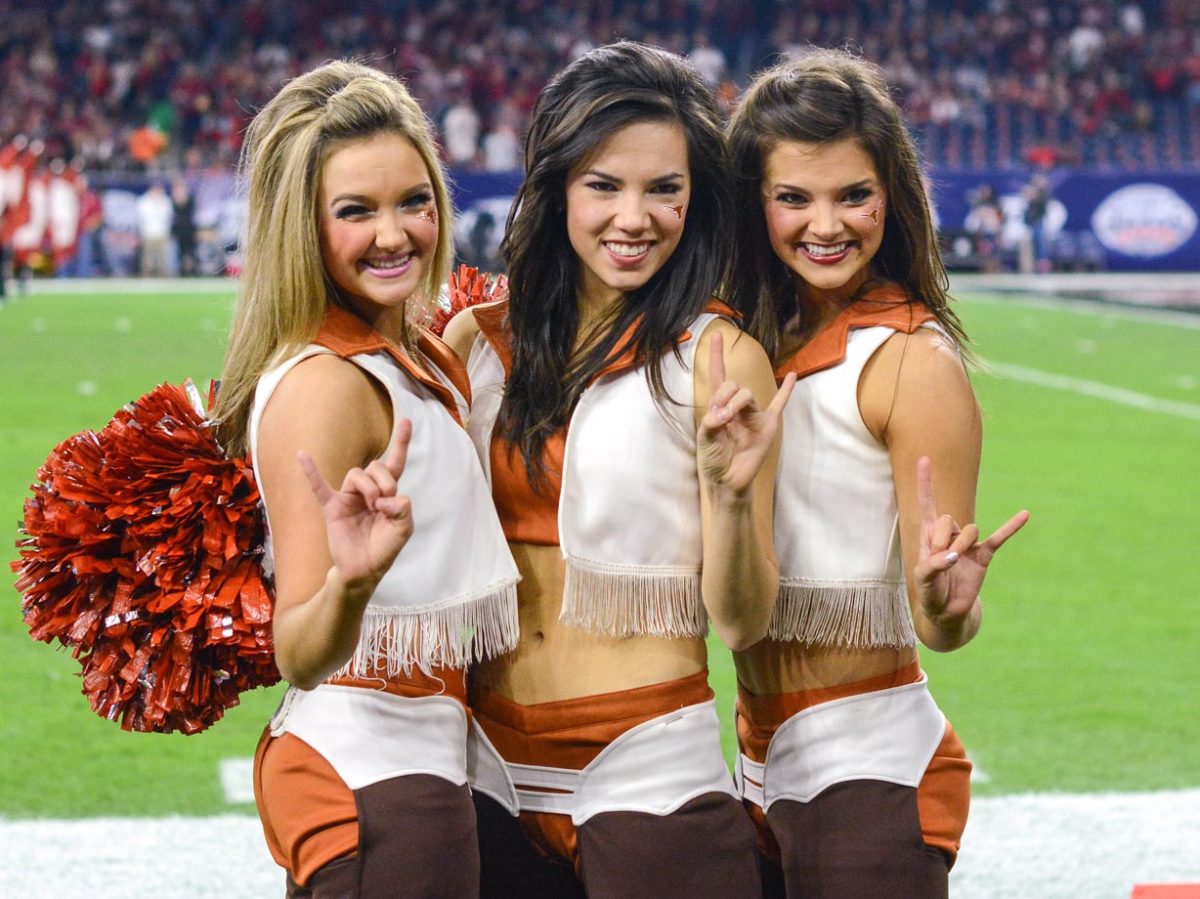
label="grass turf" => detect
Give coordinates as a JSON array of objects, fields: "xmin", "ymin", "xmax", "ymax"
[{"xmin": 1, "ymin": 284, "xmax": 1196, "ymax": 817}]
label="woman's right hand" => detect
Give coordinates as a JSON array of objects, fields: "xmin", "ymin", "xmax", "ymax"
[
  {"xmin": 697, "ymin": 331, "xmax": 796, "ymax": 497},
  {"xmin": 297, "ymin": 419, "xmax": 415, "ymax": 593}
]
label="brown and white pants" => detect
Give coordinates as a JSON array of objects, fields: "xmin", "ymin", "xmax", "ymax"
[
  {"xmin": 736, "ymin": 661, "xmax": 972, "ymax": 899},
  {"xmin": 253, "ymin": 667, "xmax": 479, "ymax": 898},
  {"xmin": 470, "ymin": 671, "xmax": 762, "ymax": 899}
]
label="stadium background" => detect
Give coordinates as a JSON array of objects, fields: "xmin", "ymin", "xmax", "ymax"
[{"xmin": 1, "ymin": 1, "xmax": 1198, "ymax": 897}]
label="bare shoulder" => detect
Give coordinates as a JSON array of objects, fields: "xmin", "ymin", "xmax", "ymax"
[
  {"xmin": 259, "ymin": 353, "xmax": 391, "ymax": 469},
  {"xmin": 694, "ymin": 317, "xmax": 773, "ymax": 383},
  {"xmin": 861, "ymin": 327, "xmax": 979, "ymax": 441},
  {"xmin": 442, "ymin": 303, "xmax": 492, "ymax": 363},
  {"xmin": 693, "ymin": 317, "xmax": 778, "ymax": 413}
]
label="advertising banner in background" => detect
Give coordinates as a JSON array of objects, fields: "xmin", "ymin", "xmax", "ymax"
[
  {"xmin": 930, "ymin": 170, "xmax": 1200, "ymax": 272},
  {"xmin": 91, "ymin": 169, "xmax": 1200, "ymax": 276}
]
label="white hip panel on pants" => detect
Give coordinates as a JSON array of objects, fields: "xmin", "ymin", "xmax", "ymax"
[
  {"xmin": 737, "ymin": 675, "xmax": 945, "ymax": 811},
  {"xmin": 273, "ymin": 683, "xmax": 469, "ymax": 791},
  {"xmin": 469, "ymin": 699, "xmax": 738, "ymax": 825}
]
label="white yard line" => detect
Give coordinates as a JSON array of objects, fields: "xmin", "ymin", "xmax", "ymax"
[
  {"xmin": 983, "ymin": 361, "xmax": 1200, "ymax": 421},
  {"xmin": 1, "ymin": 790, "xmax": 1197, "ymax": 898},
  {"xmin": 218, "ymin": 758, "xmax": 255, "ymax": 805}
]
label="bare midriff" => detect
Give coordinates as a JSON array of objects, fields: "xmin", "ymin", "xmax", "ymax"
[
  {"xmin": 476, "ymin": 542, "xmax": 708, "ymax": 705},
  {"xmin": 734, "ymin": 640, "xmax": 919, "ymax": 697}
]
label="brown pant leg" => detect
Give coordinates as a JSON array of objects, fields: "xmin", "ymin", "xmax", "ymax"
[
  {"xmin": 767, "ymin": 781, "xmax": 949, "ymax": 899},
  {"xmin": 351, "ymin": 774, "xmax": 480, "ymax": 899},
  {"xmin": 287, "ymin": 856, "xmax": 358, "ymax": 898},
  {"xmin": 576, "ymin": 791, "xmax": 762, "ymax": 899},
  {"xmin": 280, "ymin": 774, "xmax": 477, "ymax": 899}
]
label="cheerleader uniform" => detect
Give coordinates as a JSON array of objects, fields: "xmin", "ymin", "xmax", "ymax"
[
  {"xmin": 734, "ymin": 287, "xmax": 972, "ymax": 899},
  {"xmin": 251, "ymin": 306, "xmax": 520, "ymax": 898},
  {"xmin": 464, "ymin": 301, "xmax": 761, "ymax": 898}
]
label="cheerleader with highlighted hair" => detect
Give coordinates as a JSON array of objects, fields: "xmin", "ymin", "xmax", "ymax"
[{"xmin": 214, "ymin": 61, "xmax": 519, "ymax": 898}]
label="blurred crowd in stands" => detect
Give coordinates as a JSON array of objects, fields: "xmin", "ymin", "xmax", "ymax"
[
  {"xmin": 5, "ymin": 0, "xmax": 1200, "ymax": 174},
  {"xmin": 2, "ymin": 0, "xmax": 1197, "ymax": 283}
]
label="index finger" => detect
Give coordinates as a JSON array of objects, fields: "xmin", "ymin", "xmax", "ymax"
[
  {"xmin": 382, "ymin": 418, "xmax": 413, "ymax": 479},
  {"xmin": 982, "ymin": 508, "xmax": 1030, "ymax": 552},
  {"xmin": 297, "ymin": 450, "xmax": 335, "ymax": 505},
  {"xmin": 916, "ymin": 455, "xmax": 939, "ymax": 526},
  {"xmin": 708, "ymin": 330, "xmax": 726, "ymax": 393}
]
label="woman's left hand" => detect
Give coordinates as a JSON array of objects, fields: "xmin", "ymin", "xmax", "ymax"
[
  {"xmin": 698, "ymin": 332, "xmax": 796, "ymax": 496},
  {"xmin": 912, "ymin": 455, "xmax": 1029, "ymax": 628}
]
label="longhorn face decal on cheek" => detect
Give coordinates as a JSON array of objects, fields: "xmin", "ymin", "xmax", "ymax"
[
  {"xmin": 665, "ymin": 205, "xmax": 684, "ymax": 219},
  {"xmin": 860, "ymin": 199, "xmax": 884, "ymax": 224}
]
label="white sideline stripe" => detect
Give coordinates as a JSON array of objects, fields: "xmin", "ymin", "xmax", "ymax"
[
  {"xmin": 2, "ymin": 790, "xmax": 1198, "ymax": 898},
  {"xmin": 961, "ymin": 290, "xmax": 1200, "ymax": 329},
  {"xmin": 985, "ymin": 360, "xmax": 1200, "ymax": 421},
  {"xmin": 2, "ymin": 276, "xmax": 237, "ymax": 295},
  {"xmin": 219, "ymin": 758, "xmax": 255, "ymax": 805}
]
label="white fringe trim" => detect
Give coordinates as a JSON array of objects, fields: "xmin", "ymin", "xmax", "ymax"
[
  {"xmin": 560, "ymin": 557, "xmax": 707, "ymax": 638},
  {"xmin": 333, "ymin": 581, "xmax": 520, "ymax": 677},
  {"xmin": 768, "ymin": 579, "xmax": 917, "ymax": 649}
]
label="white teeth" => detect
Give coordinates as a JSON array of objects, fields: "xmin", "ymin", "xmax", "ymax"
[
  {"xmin": 365, "ymin": 254, "xmax": 412, "ymax": 269},
  {"xmin": 605, "ymin": 242, "xmax": 651, "ymax": 257},
  {"xmin": 802, "ymin": 242, "xmax": 850, "ymax": 257}
]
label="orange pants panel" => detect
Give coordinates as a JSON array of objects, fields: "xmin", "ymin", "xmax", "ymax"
[{"xmin": 254, "ymin": 665, "xmax": 469, "ymax": 887}]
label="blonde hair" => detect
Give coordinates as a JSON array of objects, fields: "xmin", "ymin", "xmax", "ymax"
[{"xmin": 213, "ymin": 60, "xmax": 453, "ymax": 456}]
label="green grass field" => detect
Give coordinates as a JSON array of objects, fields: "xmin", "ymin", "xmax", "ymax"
[{"xmin": 2, "ymin": 282, "xmax": 1197, "ymax": 819}]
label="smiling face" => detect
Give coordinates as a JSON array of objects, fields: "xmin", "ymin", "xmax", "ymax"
[
  {"xmin": 761, "ymin": 136, "xmax": 886, "ymax": 312},
  {"xmin": 565, "ymin": 119, "xmax": 691, "ymax": 310},
  {"xmin": 318, "ymin": 131, "xmax": 439, "ymax": 336}
]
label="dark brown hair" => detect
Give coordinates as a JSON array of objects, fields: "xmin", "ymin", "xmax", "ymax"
[
  {"xmin": 497, "ymin": 41, "xmax": 733, "ymax": 483},
  {"xmin": 727, "ymin": 48, "xmax": 967, "ymax": 359}
]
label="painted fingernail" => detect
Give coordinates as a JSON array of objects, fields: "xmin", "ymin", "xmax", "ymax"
[{"xmin": 945, "ymin": 551, "xmax": 959, "ymax": 563}]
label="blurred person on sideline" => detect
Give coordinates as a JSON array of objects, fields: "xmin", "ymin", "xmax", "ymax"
[
  {"xmin": 10, "ymin": 139, "xmax": 49, "ymax": 291},
  {"xmin": 1021, "ymin": 173, "xmax": 1054, "ymax": 273},
  {"xmin": 209, "ymin": 60, "xmax": 519, "ymax": 896},
  {"xmin": 171, "ymin": 176, "xmax": 198, "ymax": 276},
  {"xmin": 441, "ymin": 81, "xmax": 481, "ymax": 168},
  {"xmin": 963, "ymin": 184, "xmax": 1004, "ymax": 272},
  {"xmin": 47, "ymin": 158, "xmax": 82, "ymax": 272},
  {"xmin": 445, "ymin": 41, "xmax": 793, "ymax": 898},
  {"xmin": 136, "ymin": 182, "xmax": 173, "ymax": 277},
  {"xmin": 727, "ymin": 49, "xmax": 1028, "ymax": 898},
  {"xmin": 59, "ymin": 173, "xmax": 105, "ymax": 277}
]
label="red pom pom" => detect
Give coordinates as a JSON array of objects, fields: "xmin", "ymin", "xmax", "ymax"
[
  {"xmin": 11, "ymin": 380, "xmax": 279, "ymax": 734},
  {"xmin": 429, "ymin": 264, "xmax": 508, "ymax": 336}
]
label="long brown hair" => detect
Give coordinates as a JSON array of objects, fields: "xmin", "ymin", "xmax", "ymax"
[
  {"xmin": 727, "ymin": 49, "xmax": 967, "ymax": 360},
  {"xmin": 497, "ymin": 41, "xmax": 733, "ymax": 484},
  {"xmin": 212, "ymin": 60, "xmax": 453, "ymax": 456}
]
